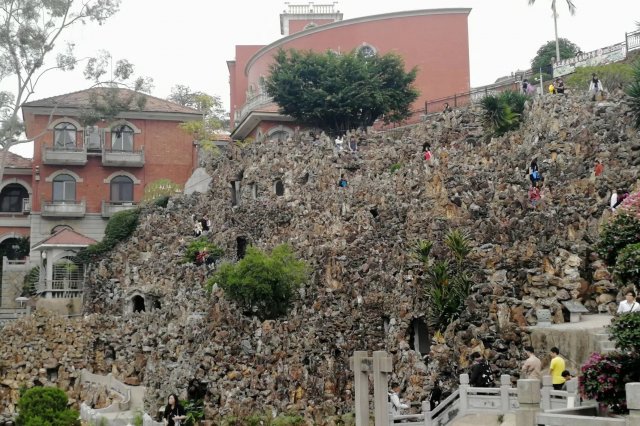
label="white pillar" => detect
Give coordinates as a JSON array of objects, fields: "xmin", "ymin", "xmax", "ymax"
[
  {"xmin": 459, "ymin": 374, "xmax": 469, "ymax": 417},
  {"xmin": 351, "ymin": 351, "xmax": 370, "ymax": 426},
  {"xmin": 540, "ymin": 375, "xmax": 552, "ymax": 410},
  {"xmin": 515, "ymin": 379, "xmax": 541, "ymax": 426},
  {"xmin": 373, "ymin": 351, "xmax": 392, "ymax": 426},
  {"xmin": 500, "ymin": 374, "xmax": 511, "ymax": 413},
  {"xmin": 627, "ymin": 383, "xmax": 640, "ymax": 426}
]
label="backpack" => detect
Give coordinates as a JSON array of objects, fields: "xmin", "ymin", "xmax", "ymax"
[
  {"xmin": 477, "ymin": 361, "xmax": 495, "ymax": 387},
  {"xmin": 532, "ymin": 170, "xmax": 540, "ymax": 180}
]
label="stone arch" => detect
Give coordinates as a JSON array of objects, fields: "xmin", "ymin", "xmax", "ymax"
[
  {"xmin": 266, "ymin": 125, "xmax": 293, "ymax": 142},
  {"xmin": 44, "ymin": 169, "xmax": 83, "ymax": 183},
  {"xmin": 0, "ymin": 232, "xmax": 26, "ymax": 244},
  {"xmin": 47, "ymin": 117, "xmax": 83, "ymax": 130},
  {"xmin": 103, "ymin": 171, "xmax": 141, "ymax": 184},
  {"xmin": 274, "ymin": 179, "xmax": 285, "ymax": 196},
  {"xmin": 0, "ymin": 178, "xmax": 33, "ymax": 195},
  {"xmin": 50, "ymin": 224, "xmax": 73, "ymax": 234},
  {"xmin": 105, "ymin": 119, "xmax": 142, "ymax": 134}
]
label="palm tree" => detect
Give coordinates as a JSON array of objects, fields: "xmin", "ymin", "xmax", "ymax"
[{"xmin": 528, "ymin": 0, "xmax": 576, "ymax": 66}]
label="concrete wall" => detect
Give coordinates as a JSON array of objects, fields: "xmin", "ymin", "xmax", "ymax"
[{"xmin": 0, "ymin": 258, "xmax": 30, "ymax": 308}]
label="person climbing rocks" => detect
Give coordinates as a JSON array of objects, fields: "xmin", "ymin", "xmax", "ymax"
[
  {"xmin": 424, "ymin": 148, "xmax": 432, "ymax": 162},
  {"xmin": 388, "ymin": 382, "xmax": 410, "ymax": 414},
  {"xmin": 589, "ymin": 73, "xmax": 603, "ymax": 100},
  {"xmin": 334, "ymin": 135, "xmax": 344, "ymax": 151},
  {"xmin": 594, "ymin": 160, "xmax": 604, "ymax": 177},
  {"xmin": 615, "ymin": 192, "xmax": 629, "ymax": 209},
  {"xmin": 522, "ymin": 79, "xmax": 529, "ymax": 95},
  {"xmin": 548, "ymin": 82, "xmax": 556, "ymax": 95},
  {"xmin": 443, "ymin": 102, "xmax": 452, "ymax": 113},
  {"xmin": 555, "ymin": 78, "xmax": 565, "ymax": 96},
  {"xmin": 529, "ymin": 158, "xmax": 540, "ymax": 187},
  {"xmin": 338, "ymin": 174, "xmax": 348, "ymax": 188},
  {"xmin": 610, "ymin": 190, "xmax": 618, "ymax": 211},
  {"xmin": 549, "ymin": 347, "xmax": 566, "ymax": 391},
  {"xmin": 469, "ymin": 352, "xmax": 494, "ymax": 387},
  {"xmin": 349, "ymin": 135, "xmax": 358, "ymax": 152},
  {"xmin": 528, "ymin": 184, "xmax": 541, "ymax": 209}
]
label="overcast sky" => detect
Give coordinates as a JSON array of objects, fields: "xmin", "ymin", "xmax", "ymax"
[{"xmin": 11, "ymin": 0, "xmax": 640, "ymax": 157}]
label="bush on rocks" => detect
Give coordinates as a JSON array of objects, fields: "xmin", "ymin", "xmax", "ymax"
[
  {"xmin": 16, "ymin": 387, "xmax": 79, "ymax": 426},
  {"xmin": 479, "ymin": 90, "xmax": 527, "ymax": 137},
  {"xmin": 596, "ymin": 213, "xmax": 640, "ymax": 267},
  {"xmin": 609, "ymin": 312, "xmax": 640, "ymax": 353},
  {"xmin": 77, "ymin": 208, "xmax": 141, "ymax": 263},
  {"xmin": 208, "ymin": 244, "xmax": 308, "ymax": 320},
  {"xmin": 627, "ymin": 59, "xmax": 640, "ymax": 128},
  {"xmin": 183, "ymin": 237, "xmax": 224, "ymax": 264},
  {"xmin": 613, "ymin": 242, "xmax": 640, "ymax": 285}
]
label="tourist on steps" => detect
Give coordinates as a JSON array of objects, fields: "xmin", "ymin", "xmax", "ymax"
[
  {"xmin": 469, "ymin": 352, "xmax": 494, "ymax": 387},
  {"xmin": 617, "ymin": 290, "xmax": 640, "ymax": 314},
  {"xmin": 389, "ymin": 382, "xmax": 409, "ymax": 414},
  {"xmin": 521, "ymin": 346, "xmax": 542, "ymax": 380},
  {"xmin": 549, "ymin": 347, "xmax": 566, "ymax": 390},
  {"xmin": 164, "ymin": 394, "xmax": 186, "ymax": 426}
]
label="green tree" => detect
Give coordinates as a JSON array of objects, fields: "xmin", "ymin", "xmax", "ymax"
[
  {"xmin": 208, "ymin": 244, "xmax": 308, "ymax": 320},
  {"xmin": 530, "ymin": 38, "xmax": 580, "ymax": 70},
  {"xmin": 0, "ymin": 0, "xmax": 121, "ymax": 184},
  {"xmin": 16, "ymin": 387, "xmax": 79, "ymax": 426},
  {"xmin": 168, "ymin": 84, "xmax": 229, "ymax": 141},
  {"xmin": 528, "ymin": 1, "xmax": 577, "ymax": 64},
  {"xmin": 628, "ymin": 59, "xmax": 640, "ymax": 129},
  {"xmin": 416, "ymin": 230, "xmax": 475, "ymax": 332},
  {"xmin": 266, "ymin": 49, "xmax": 419, "ymax": 136}
]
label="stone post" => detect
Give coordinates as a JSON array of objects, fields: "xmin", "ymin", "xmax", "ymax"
[
  {"xmin": 500, "ymin": 374, "xmax": 511, "ymax": 413},
  {"xmin": 627, "ymin": 382, "xmax": 640, "ymax": 426},
  {"xmin": 459, "ymin": 374, "xmax": 469, "ymax": 417},
  {"xmin": 372, "ymin": 351, "xmax": 393, "ymax": 426},
  {"xmin": 565, "ymin": 378, "xmax": 578, "ymax": 408},
  {"xmin": 515, "ymin": 379, "xmax": 541, "ymax": 426},
  {"xmin": 351, "ymin": 351, "xmax": 370, "ymax": 426},
  {"xmin": 421, "ymin": 400, "xmax": 433, "ymax": 426},
  {"xmin": 540, "ymin": 375, "xmax": 552, "ymax": 410}
]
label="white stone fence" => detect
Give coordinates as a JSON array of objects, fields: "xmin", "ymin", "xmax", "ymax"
[{"xmin": 389, "ymin": 374, "xmax": 579, "ymax": 426}]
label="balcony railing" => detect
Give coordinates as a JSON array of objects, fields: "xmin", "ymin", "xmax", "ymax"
[
  {"xmin": 36, "ymin": 280, "xmax": 84, "ymax": 298},
  {"xmin": 102, "ymin": 147, "xmax": 145, "ymax": 167},
  {"xmin": 42, "ymin": 145, "xmax": 88, "ymax": 166},
  {"xmin": 101, "ymin": 201, "xmax": 138, "ymax": 218},
  {"xmin": 285, "ymin": 3, "xmax": 338, "ymax": 14},
  {"xmin": 41, "ymin": 200, "xmax": 86, "ymax": 217},
  {"xmin": 234, "ymin": 92, "xmax": 274, "ymax": 124}
]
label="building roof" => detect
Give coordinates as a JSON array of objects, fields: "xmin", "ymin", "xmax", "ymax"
[
  {"xmin": 23, "ymin": 87, "xmax": 202, "ymax": 115},
  {"xmin": 5, "ymin": 152, "xmax": 32, "ymax": 169},
  {"xmin": 32, "ymin": 228, "xmax": 97, "ymax": 250}
]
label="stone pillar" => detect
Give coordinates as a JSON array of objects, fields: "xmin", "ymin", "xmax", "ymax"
[
  {"xmin": 565, "ymin": 378, "xmax": 578, "ymax": 408},
  {"xmin": 515, "ymin": 379, "xmax": 541, "ymax": 426},
  {"xmin": 372, "ymin": 351, "xmax": 392, "ymax": 426},
  {"xmin": 459, "ymin": 374, "xmax": 469, "ymax": 417},
  {"xmin": 421, "ymin": 401, "xmax": 433, "ymax": 426},
  {"xmin": 499, "ymin": 374, "xmax": 511, "ymax": 413},
  {"xmin": 627, "ymin": 383, "xmax": 640, "ymax": 426},
  {"xmin": 540, "ymin": 375, "xmax": 552, "ymax": 410},
  {"xmin": 351, "ymin": 351, "xmax": 370, "ymax": 426}
]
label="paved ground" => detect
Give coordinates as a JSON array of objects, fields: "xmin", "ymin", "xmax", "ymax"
[
  {"xmin": 451, "ymin": 413, "xmax": 515, "ymax": 426},
  {"xmin": 528, "ymin": 314, "xmax": 613, "ymax": 331}
]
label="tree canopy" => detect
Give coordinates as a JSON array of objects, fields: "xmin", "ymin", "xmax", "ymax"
[
  {"xmin": 16, "ymin": 387, "xmax": 79, "ymax": 426},
  {"xmin": 168, "ymin": 85, "xmax": 229, "ymax": 147},
  {"xmin": 531, "ymin": 38, "xmax": 580, "ymax": 70},
  {"xmin": 265, "ymin": 49, "xmax": 419, "ymax": 136}
]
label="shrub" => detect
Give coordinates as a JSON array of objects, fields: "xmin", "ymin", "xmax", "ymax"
[
  {"xmin": 272, "ymin": 414, "xmax": 305, "ymax": 426},
  {"xmin": 417, "ymin": 229, "xmax": 475, "ymax": 331},
  {"xmin": 208, "ymin": 244, "xmax": 308, "ymax": 320},
  {"xmin": 580, "ymin": 351, "xmax": 640, "ymax": 414},
  {"xmin": 389, "ymin": 163, "xmax": 402, "ymax": 173},
  {"xmin": 22, "ymin": 266, "xmax": 40, "ymax": 296},
  {"xmin": 77, "ymin": 208, "xmax": 141, "ymax": 263},
  {"xmin": 565, "ymin": 63, "xmax": 634, "ymax": 91},
  {"xmin": 628, "ymin": 59, "xmax": 640, "ymax": 129},
  {"xmin": 609, "ymin": 312, "xmax": 640, "ymax": 353},
  {"xmin": 180, "ymin": 399, "xmax": 204, "ymax": 426},
  {"xmin": 614, "ymin": 242, "xmax": 640, "ymax": 285},
  {"xmin": 153, "ymin": 195, "xmax": 170, "ymax": 208},
  {"xmin": 16, "ymin": 387, "xmax": 79, "ymax": 426},
  {"xmin": 479, "ymin": 91, "xmax": 526, "ymax": 137},
  {"xmin": 143, "ymin": 178, "xmax": 182, "ymax": 202},
  {"xmin": 183, "ymin": 237, "xmax": 224, "ymax": 264},
  {"xmin": 596, "ymin": 213, "xmax": 640, "ymax": 266}
]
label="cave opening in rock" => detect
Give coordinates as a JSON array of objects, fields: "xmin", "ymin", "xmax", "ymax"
[
  {"xmin": 275, "ymin": 179, "xmax": 284, "ymax": 196},
  {"xmin": 407, "ymin": 317, "xmax": 429, "ymax": 355},
  {"xmin": 237, "ymin": 237, "xmax": 248, "ymax": 259},
  {"xmin": 132, "ymin": 295, "xmax": 145, "ymax": 313}
]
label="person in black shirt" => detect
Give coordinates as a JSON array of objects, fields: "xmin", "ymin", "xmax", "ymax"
[
  {"xmin": 469, "ymin": 352, "xmax": 494, "ymax": 387},
  {"xmin": 164, "ymin": 394, "xmax": 186, "ymax": 426}
]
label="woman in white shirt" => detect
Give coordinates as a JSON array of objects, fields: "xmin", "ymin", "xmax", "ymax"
[
  {"xmin": 389, "ymin": 382, "xmax": 409, "ymax": 414},
  {"xmin": 617, "ymin": 290, "xmax": 640, "ymax": 314}
]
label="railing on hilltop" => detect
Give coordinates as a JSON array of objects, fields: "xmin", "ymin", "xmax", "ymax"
[
  {"xmin": 389, "ymin": 373, "xmax": 581, "ymax": 426},
  {"xmin": 285, "ymin": 3, "xmax": 338, "ymax": 14},
  {"xmin": 628, "ymin": 29, "xmax": 640, "ymax": 53}
]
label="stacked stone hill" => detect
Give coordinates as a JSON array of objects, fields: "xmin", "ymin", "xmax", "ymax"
[{"xmin": 1, "ymin": 92, "xmax": 638, "ymax": 423}]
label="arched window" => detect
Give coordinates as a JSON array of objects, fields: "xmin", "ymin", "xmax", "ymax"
[
  {"xmin": 54, "ymin": 122, "xmax": 77, "ymax": 149},
  {"xmin": 0, "ymin": 183, "xmax": 28, "ymax": 212},
  {"xmin": 357, "ymin": 44, "xmax": 376, "ymax": 58},
  {"xmin": 274, "ymin": 179, "xmax": 284, "ymax": 196},
  {"xmin": 110, "ymin": 176, "xmax": 134, "ymax": 202},
  {"xmin": 52, "ymin": 174, "xmax": 76, "ymax": 202},
  {"xmin": 51, "ymin": 225, "xmax": 73, "ymax": 234},
  {"xmin": 111, "ymin": 125, "xmax": 134, "ymax": 151}
]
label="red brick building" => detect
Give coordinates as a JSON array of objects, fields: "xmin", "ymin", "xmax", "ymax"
[{"xmin": 228, "ymin": 3, "xmax": 471, "ymax": 140}]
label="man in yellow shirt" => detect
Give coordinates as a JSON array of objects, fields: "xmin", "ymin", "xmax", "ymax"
[{"xmin": 549, "ymin": 347, "xmax": 566, "ymax": 390}]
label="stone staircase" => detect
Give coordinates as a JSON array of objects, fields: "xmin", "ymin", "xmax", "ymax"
[{"xmin": 593, "ymin": 330, "xmax": 616, "ymax": 354}]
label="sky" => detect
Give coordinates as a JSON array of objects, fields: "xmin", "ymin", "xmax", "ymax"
[{"xmin": 10, "ymin": 0, "xmax": 640, "ymax": 157}]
